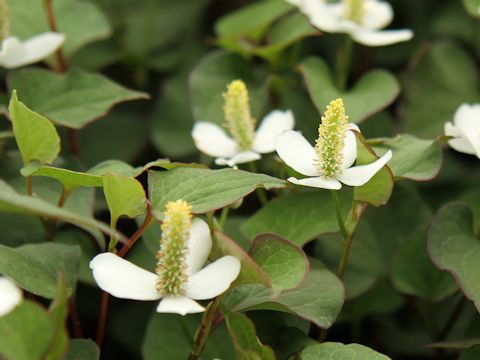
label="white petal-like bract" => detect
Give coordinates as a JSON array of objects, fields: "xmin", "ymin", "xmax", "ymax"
[
  {"xmin": 0, "ymin": 277, "xmax": 22, "ymax": 317},
  {"xmin": 185, "ymin": 219, "xmax": 212, "ymax": 276},
  {"xmin": 215, "ymin": 150, "xmax": 261, "ymax": 167},
  {"xmin": 186, "ymin": 256, "xmax": 241, "ymax": 300},
  {"xmin": 337, "ymin": 150, "xmax": 392, "ymax": 186},
  {"xmin": 192, "ymin": 122, "xmax": 239, "ymax": 158},
  {"xmin": 156, "ymin": 296, "xmax": 205, "ymax": 315},
  {"xmin": 288, "ymin": 176, "xmax": 342, "ymax": 190},
  {"xmin": 90, "ymin": 253, "xmax": 161, "ymax": 301},
  {"xmin": 275, "ymin": 131, "xmax": 320, "ymax": 176},
  {"xmin": 0, "ymin": 32, "xmax": 65, "ymax": 69},
  {"xmin": 253, "ymin": 110, "xmax": 295, "ymax": 154}
]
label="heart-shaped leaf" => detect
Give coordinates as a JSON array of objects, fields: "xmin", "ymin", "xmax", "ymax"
[
  {"xmin": 353, "ymin": 132, "xmax": 394, "ymax": 207},
  {"xmin": 8, "ymin": 68, "xmax": 148, "ymax": 129},
  {"xmin": 0, "ymin": 243, "xmax": 80, "ymax": 299},
  {"xmin": 249, "ymin": 233, "xmax": 309, "ymax": 291},
  {"xmin": 241, "ymin": 190, "xmax": 351, "ymax": 246},
  {"xmin": 148, "ymin": 168, "xmax": 285, "ymax": 217},
  {"xmin": 212, "ymin": 231, "xmax": 271, "ymax": 289},
  {"xmin": 103, "ymin": 174, "xmax": 147, "ymax": 226},
  {"xmin": 299, "ymin": 57, "xmax": 399, "ymax": 123},
  {"xmin": 9, "ymin": 91, "xmax": 60, "ymax": 166},
  {"xmin": 223, "ymin": 310, "xmax": 275, "ymax": 360},
  {"xmin": 400, "ymin": 42, "xmax": 480, "ymax": 138},
  {"xmin": 371, "ymin": 134, "xmax": 442, "ymax": 181},
  {"xmin": 189, "ymin": 51, "xmax": 269, "ymax": 125},
  {"xmin": 427, "ymin": 203, "xmax": 480, "ymax": 312},
  {"xmin": 222, "ymin": 259, "xmax": 344, "ymax": 328},
  {"xmin": 0, "ymin": 302, "xmax": 53, "ymax": 360},
  {"xmin": 299, "ymin": 342, "xmax": 391, "ymax": 359}
]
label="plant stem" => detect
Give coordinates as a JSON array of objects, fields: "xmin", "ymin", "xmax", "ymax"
[
  {"xmin": 43, "ymin": 0, "xmax": 67, "ymax": 73},
  {"xmin": 117, "ymin": 205, "xmax": 153, "ymax": 258},
  {"xmin": 218, "ymin": 206, "xmax": 230, "ymax": 230},
  {"xmin": 188, "ymin": 299, "xmax": 221, "ymax": 360},
  {"xmin": 107, "ymin": 218, "xmax": 118, "ymax": 253},
  {"xmin": 330, "ymin": 190, "xmax": 348, "ymax": 239},
  {"xmin": 95, "ymin": 291, "xmax": 109, "ymax": 346},
  {"xmin": 43, "ymin": 0, "xmax": 80, "ymax": 158},
  {"xmin": 68, "ymin": 297, "xmax": 83, "ymax": 338},
  {"xmin": 436, "ymin": 296, "xmax": 467, "ymax": 342},
  {"xmin": 57, "ymin": 187, "xmax": 70, "ymax": 208},
  {"xmin": 335, "ymin": 35, "xmax": 353, "ymax": 91},
  {"xmin": 26, "ymin": 176, "xmax": 32, "ymax": 196}
]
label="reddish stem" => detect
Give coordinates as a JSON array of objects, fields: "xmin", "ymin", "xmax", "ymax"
[
  {"xmin": 95, "ymin": 292, "xmax": 110, "ymax": 346},
  {"xmin": 43, "ymin": 0, "xmax": 68, "ymax": 73},
  {"xmin": 117, "ymin": 202, "xmax": 153, "ymax": 258},
  {"xmin": 68, "ymin": 298, "xmax": 84, "ymax": 338}
]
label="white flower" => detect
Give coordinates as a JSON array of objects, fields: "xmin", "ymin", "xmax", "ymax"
[
  {"xmin": 444, "ymin": 103, "xmax": 480, "ymax": 159},
  {"xmin": 90, "ymin": 201, "xmax": 241, "ymax": 316},
  {"xmin": 275, "ymin": 98, "xmax": 392, "ymax": 190},
  {"xmin": 192, "ymin": 80, "xmax": 295, "ymax": 167},
  {"xmin": 0, "ymin": 276, "xmax": 22, "ymax": 317},
  {"xmin": 0, "ymin": 32, "xmax": 65, "ymax": 69},
  {"xmin": 288, "ymin": 0, "xmax": 413, "ymax": 46}
]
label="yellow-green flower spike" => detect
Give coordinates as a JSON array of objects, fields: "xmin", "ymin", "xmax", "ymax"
[
  {"xmin": 0, "ymin": 0, "xmax": 10, "ymax": 41},
  {"xmin": 315, "ymin": 98, "xmax": 349, "ymax": 178},
  {"xmin": 223, "ymin": 80, "xmax": 256, "ymax": 150},
  {"xmin": 155, "ymin": 200, "xmax": 192, "ymax": 296},
  {"xmin": 343, "ymin": 0, "xmax": 364, "ymax": 23}
]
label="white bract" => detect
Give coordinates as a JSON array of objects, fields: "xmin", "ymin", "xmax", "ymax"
[
  {"xmin": 444, "ymin": 103, "xmax": 480, "ymax": 159},
  {"xmin": 90, "ymin": 200, "xmax": 241, "ymax": 316},
  {"xmin": 287, "ymin": 0, "xmax": 413, "ymax": 46},
  {"xmin": 192, "ymin": 80, "xmax": 295, "ymax": 167},
  {"xmin": 275, "ymin": 98, "xmax": 392, "ymax": 190},
  {"xmin": 0, "ymin": 276, "xmax": 22, "ymax": 317},
  {"xmin": 0, "ymin": 32, "xmax": 65, "ymax": 69}
]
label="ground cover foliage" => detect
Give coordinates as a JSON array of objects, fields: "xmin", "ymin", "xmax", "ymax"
[{"xmin": 0, "ymin": 0, "xmax": 479, "ymax": 359}]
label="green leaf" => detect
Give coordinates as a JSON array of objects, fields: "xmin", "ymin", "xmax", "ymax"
[
  {"xmin": 0, "ymin": 179, "xmax": 124, "ymax": 244},
  {"xmin": 8, "ymin": 68, "xmax": 148, "ymax": 129},
  {"xmin": 223, "ymin": 310, "xmax": 275, "ymax": 360},
  {"xmin": 212, "ymin": 231, "xmax": 272, "ymax": 289},
  {"xmin": 298, "ymin": 342, "xmax": 391, "ymax": 360},
  {"xmin": 0, "ymin": 242, "xmax": 80, "ymax": 299},
  {"xmin": 427, "ymin": 203, "xmax": 480, "ymax": 312},
  {"xmin": 88, "ymin": 160, "xmax": 144, "ymax": 177},
  {"xmin": 250, "ymin": 233, "xmax": 309, "ymax": 291},
  {"xmin": 242, "ymin": 190, "xmax": 351, "ymax": 246},
  {"xmin": 401, "ymin": 42, "xmax": 480, "ymax": 137},
  {"xmin": 103, "ymin": 174, "xmax": 147, "ymax": 224},
  {"xmin": 463, "ymin": 0, "xmax": 480, "ymax": 17},
  {"xmin": 371, "ymin": 134, "xmax": 442, "ymax": 181},
  {"xmin": 44, "ymin": 275, "xmax": 69, "ymax": 360},
  {"xmin": 22, "ymin": 163, "xmax": 102, "ymax": 192},
  {"xmin": 353, "ymin": 132, "xmax": 393, "ymax": 207},
  {"xmin": 299, "ymin": 57, "xmax": 399, "ymax": 123},
  {"xmin": 64, "ymin": 339, "xmax": 100, "ymax": 360},
  {"xmin": 392, "ymin": 233, "xmax": 457, "ymax": 302},
  {"xmin": 215, "ymin": 0, "xmax": 292, "ymax": 45},
  {"xmin": 142, "ymin": 313, "xmax": 235, "ymax": 359},
  {"xmin": 190, "ymin": 51, "xmax": 269, "ymax": 125},
  {"xmin": 253, "ymin": 13, "xmax": 319, "ymax": 61},
  {"xmin": 148, "ymin": 168, "xmax": 285, "ymax": 217},
  {"xmin": 9, "ymin": 0, "xmax": 111, "ymax": 58},
  {"xmin": 0, "ymin": 302, "xmax": 53, "ymax": 360},
  {"xmin": 223, "ymin": 259, "xmax": 344, "ymax": 328},
  {"xmin": 8, "ymin": 91, "xmax": 60, "ymax": 165},
  {"xmin": 54, "ymin": 230, "xmax": 96, "ymax": 285}
]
